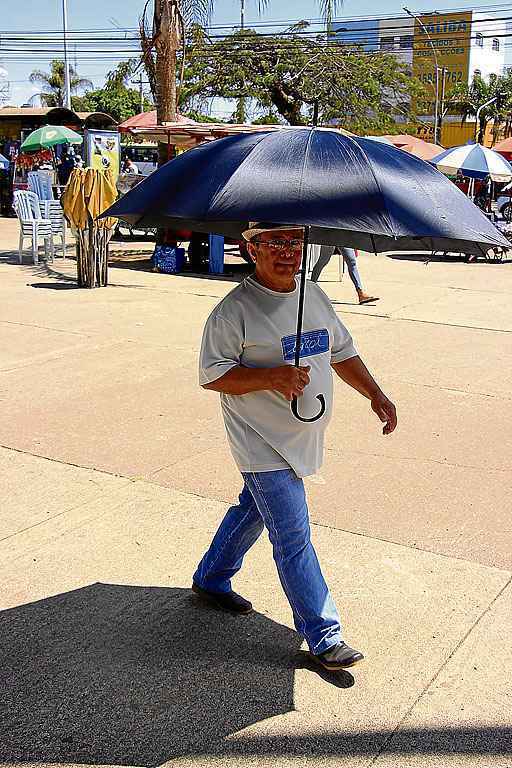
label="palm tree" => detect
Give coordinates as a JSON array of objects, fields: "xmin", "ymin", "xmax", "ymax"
[
  {"xmin": 29, "ymin": 60, "xmax": 93, "ymax": 108},
  {"xmin": 141, "ymin": 0, "xmax": 342, "ymax": 128}
]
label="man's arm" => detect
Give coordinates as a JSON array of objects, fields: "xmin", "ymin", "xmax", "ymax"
[
  {"xmin": 203, "ymin": 364, "xmax": 311, "ymax": 401},
  {"xmin": 331, "ymin": 355, "xmax": 397, "ymax": 435}
]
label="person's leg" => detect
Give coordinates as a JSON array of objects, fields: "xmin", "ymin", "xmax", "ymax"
[
  {"xmin": 341, "ymin": 247, "xmax": 363, "ymax": 291},
  {"xmin": 310, "ymin": 245, "xmax": 335, "ymax": 282},
  {"xmin": 193, "ymin": 482, "xmax": 265, "ymax": 593},
  {"xmin": 342, "ymin": 247, "xmax": 379, "ymax": 304},
  {"xmin": 243, "ymin": 469, "xmax": 342, "ymax": 655}
]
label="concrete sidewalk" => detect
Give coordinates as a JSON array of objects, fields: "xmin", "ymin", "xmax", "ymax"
[{"xmin": 1, "ymin": 217, "xmax": 511, "ymax": 767}]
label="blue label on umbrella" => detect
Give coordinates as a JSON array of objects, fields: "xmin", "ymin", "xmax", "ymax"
[{"xmin": 281, "ymin": 329, "xmax": 329, "ymax": 361}]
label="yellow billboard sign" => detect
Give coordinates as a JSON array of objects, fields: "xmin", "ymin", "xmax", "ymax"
[{"xmin": 412, "ymin": 11, "xmax": 471, "ymax": 116}]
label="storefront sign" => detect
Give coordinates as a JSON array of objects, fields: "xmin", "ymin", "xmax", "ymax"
[{"xmin": 412, "ymin": 11, "xmax": 471, "ymax": 116}]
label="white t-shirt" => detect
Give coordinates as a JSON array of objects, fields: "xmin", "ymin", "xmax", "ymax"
[{"xmin": 199, "ymin": 275, "xmax": 357, "ymax": 478}]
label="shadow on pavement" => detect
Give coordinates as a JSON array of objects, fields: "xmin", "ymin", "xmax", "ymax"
[
  {"xmin": 204, "ymin": 726, "xmax": 512, "ymax": 758},
  {"xmin": 0, "ymin": 583, "xmax": 343, "ymax": 766},
  {"xmin": 387, "ymin": 251, "xmax": 512, "ymax": 265},
  {"xmin": 2, "ymin": 583, "xmax": 508, "ymax": 766},
  {"xmin": 29, "ymin": 282, "xmax": 80, "ymax": 290}
]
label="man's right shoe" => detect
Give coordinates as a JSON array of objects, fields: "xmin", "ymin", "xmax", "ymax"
[
  {"xmin": 192, "ymin": 582, "xmax": 253, "ymax": 615},
  {"xmin": 311, "ymin": 642, "xmax": 364, "ymax": 671}
]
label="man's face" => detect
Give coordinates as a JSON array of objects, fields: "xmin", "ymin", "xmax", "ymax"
[{"xmin": 247, "ymin": 230, "xmax": 303, "ymax": 290}]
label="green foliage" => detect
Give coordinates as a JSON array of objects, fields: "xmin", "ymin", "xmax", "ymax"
[
  {"xmin": 183, "ymin": 109, "xmax": 218, "ymax": 122},
  {"xmin": 75, "ymin": 60, "xmax": 152, "ymax": 123},
  {"xmin": 251, "ymin": 114, "xmax": 282, "ymax": 125},
  {"xmin": 178, "ymin": 27, "xmax": 421, "ymax": 130},
  {"xmin": 29, "ymin": 60, "xmax": 93, "ymax": 108}
]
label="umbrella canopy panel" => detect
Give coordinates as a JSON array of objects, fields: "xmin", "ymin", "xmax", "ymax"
[
  {"xmin": 21, "ymin": 125, "xmax": 83, "ymax": 152},
  {"xmin": 105, "ymin": 128, "xmax": 509, "ymax": 257},
  {"xmin": 431, "ymin": 143, "xmax": 512, "ymax": 182}
]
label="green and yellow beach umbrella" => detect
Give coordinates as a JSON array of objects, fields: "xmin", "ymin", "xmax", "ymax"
[{"xmin": 20, "ymin": 125, "xmax": 83, "ymax": 153}]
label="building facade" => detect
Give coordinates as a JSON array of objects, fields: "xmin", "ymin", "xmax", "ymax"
[{"xmin": 334, "ymin": 10, "xmax": 507, "ymax": 136}]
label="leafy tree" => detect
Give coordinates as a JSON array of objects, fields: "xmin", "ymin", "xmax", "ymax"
[
  {"xmin": 450, "ymin": 72, "xmax": 512, "ymax": 145},
  {"xmin": 74, "ymin": 60, "xmax": 152, "ymax": 123},
  {"xmin": 29, "ymin": 60, "xmax": 92, "ymax": 108},
  {"xmin": 178, "ymin": 27, "xmax": 421, "ymax": 131},
  {"xmin": 140, "ymin": 0, "xmax": 344, "ymax": 128}
]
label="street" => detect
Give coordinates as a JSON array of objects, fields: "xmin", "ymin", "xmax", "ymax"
[{"xmin": 1, "ymin": 217, "xmax": 511, "ymax": 767}]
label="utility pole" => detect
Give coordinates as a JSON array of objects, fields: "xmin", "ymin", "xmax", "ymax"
[
  {"xmin": 138, "ymin": 74, "xmax": 144, "ymax": 112},
  {"xmin": 236, "ymin": 0, "xmax": 247, "ymax": 123},
  {"xmin": 62, "ymin": 0, "xmax": 71, "ymax": 109},
  {"xmin": 403, "ymin": 7, "xmax": 440, "ymax": 145},
  {"xmin": 131, "ymin": 74, "xmax": 150, "ymax": 113},
  {"xmin": 438, "ymin": 66, "xmax": 447, "ymax": 141},
  {"xmin": 475, "ymin": 95, "xmax": 498, "ymax": 143}
]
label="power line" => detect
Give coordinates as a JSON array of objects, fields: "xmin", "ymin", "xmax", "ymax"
[
  {"xmin": 2, "ymin": 2, "xmax": 512, "ymax": 35},
  {"xmin": 3, "ymin": 25, "xmax": 512, "ymax": 58},
  {"xmin": 1, "ymin": 14, "xmax": 511, "ymax": 53}
]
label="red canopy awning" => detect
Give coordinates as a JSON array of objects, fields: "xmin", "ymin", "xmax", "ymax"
[{"xmin": 118, "ymin": 110, "xmax": 197, "ymax": 132}]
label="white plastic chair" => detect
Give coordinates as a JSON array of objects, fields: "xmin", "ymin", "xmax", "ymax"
[
  {"xmin": 39, "ymin": 199, "xmax": 66, "ymax": 258},
  {"xmin": 28, "ymin": 170, "xmax": 53, "ymax": 201},
  {"xmin": 13, "ymin": 190, "xmax": 54, "ymax": 265}
]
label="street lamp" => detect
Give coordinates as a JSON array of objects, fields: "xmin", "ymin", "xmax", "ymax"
[
  {"xmin": 403, "ymin": 7, "xmax": 440, "ymax": 144},
  {"xmin": 62, "ymin": 0, "xmax": 71, "ymax": 109}
]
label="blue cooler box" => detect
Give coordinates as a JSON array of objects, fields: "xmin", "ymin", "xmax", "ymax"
[{"xmin": 153, "ymin": 245, "xmax": 185, "ymax": 273}]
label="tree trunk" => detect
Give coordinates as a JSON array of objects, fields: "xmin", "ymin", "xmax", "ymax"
[
  {"xmin": 153, "ymin": 0, "xmax": 181, "ymax": 244},
  {"xmin": 478, "ymin": 117, "xmax": 486, "ymax": 145},
  {"xmin": 270, "ymin": 84, "xmax": 305, "ymax": 125},
  {"xmin": 153, "ymin": 0, "xmax": 180, "ymax": 167}
]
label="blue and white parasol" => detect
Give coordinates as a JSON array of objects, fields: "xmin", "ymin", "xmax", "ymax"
[
  {"xmin": 0, "ymin": 153, "xmax": 9, "ymax": 171},
  {"xmin": 431, "ymin": 143, "xmax": 512, "ymax": 182}
]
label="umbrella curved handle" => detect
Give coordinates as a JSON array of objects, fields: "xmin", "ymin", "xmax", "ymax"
[{"xmin": 291, "ymin": 394, "xmax": 326, "ymax": 423}]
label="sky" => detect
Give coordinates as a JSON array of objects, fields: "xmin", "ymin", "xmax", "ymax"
[{"xmin": 1, "ymin": 0, "xmax": 510, "ymax": 108}]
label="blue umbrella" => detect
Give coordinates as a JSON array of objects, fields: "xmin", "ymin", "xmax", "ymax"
[
  {"xmin": 104, "ymin": 128, "xmax": 509, "ymax": 423},
  {"xmin": 0, "ymin": 153, "xmax": 9, "ymax": 171},
  {"xmin": 106, "ymin": 128, "xmax": 508, "ymax": 254},
  {"xmin": 431, "ymin": 143, "xmax": 512, "ymax": 182}
]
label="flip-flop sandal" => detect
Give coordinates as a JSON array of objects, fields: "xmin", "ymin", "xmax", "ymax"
[{"xmin": 359, "ymin": 296, "xmax": 379, "ymax": 305}]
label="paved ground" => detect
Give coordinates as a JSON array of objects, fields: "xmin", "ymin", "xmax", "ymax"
[{"xmin": 1, "ymin": 217, "xmax": 511, "ymax": 768}]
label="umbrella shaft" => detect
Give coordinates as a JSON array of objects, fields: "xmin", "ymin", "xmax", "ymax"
[{"xmin": 294, "ymin": 225, "xmax": 309, "ymax": 368}]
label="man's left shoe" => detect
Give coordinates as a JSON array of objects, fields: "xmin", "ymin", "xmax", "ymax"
[
  {"xmin": 311, "ymin": 642, "xmax": 364, "ymax": 670},
  {"xmin": 192, "ymin": 582, "xmax": 253, "ymax": 615}
]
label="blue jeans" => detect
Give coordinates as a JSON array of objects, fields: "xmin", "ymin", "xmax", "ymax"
[
  {"xmin": 310, "ymin": 246, "xmax": 363, "ymax": 291},
  {"xmin": 193, "ymin": 469, "xmax": 343, "ymax": 654}
]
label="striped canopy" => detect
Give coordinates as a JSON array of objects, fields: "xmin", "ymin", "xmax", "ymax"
[{"xmin": 431, "ymin": 143, "xmax": 512, "ymax": 182}]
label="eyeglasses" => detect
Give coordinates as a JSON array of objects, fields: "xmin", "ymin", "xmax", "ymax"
[{"xmin": 251, "ymin": 239, "xmax": 304, "ymax": 251}]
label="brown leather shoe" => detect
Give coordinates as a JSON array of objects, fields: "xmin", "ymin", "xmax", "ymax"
[
  {"xmin": 311, "ymin": 642, "xmax": 364, "ymax": 670},
  {"xmin": 192, "ymin": 582, "xmax": 253, "ymax": 615}
]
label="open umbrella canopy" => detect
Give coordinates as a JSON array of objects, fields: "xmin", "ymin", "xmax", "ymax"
[
  {"xmin": 0, "ymin": 153, "xmax": 9, "ymax": 170},
  {"xmin": 105, "ymin": 128, "xmax": 509, "ymax": 257},
  {"xmin": 21, "ymin": 125, "xmax": 83, "ymax": 153},
  {"xmin": 431, "ymin": 143, "xmax": 512, "ymax": 183}
]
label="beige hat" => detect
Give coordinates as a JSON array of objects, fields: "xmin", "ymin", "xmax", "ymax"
[{"xmin": 242, "ymin": 222, "xmax": 304, "ymax": 241}]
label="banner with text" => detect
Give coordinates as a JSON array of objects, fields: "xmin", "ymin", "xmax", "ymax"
[{"xmin": 412, "ymin": 11, "xmax": 471, "ymax": 117}]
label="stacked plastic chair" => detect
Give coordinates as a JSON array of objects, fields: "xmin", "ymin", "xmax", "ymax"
[
  {"xmin": 28, "ymin": 171, "xmax": 67, "ymax": 258},
  {"xmin": 13, "ymin": 190, "xmax": 54, "ymax": 264}
]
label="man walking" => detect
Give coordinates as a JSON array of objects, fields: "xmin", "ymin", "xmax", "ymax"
[{"xmin": 193, "ymin": 224, "xmax": 397, "ymax": 671}]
